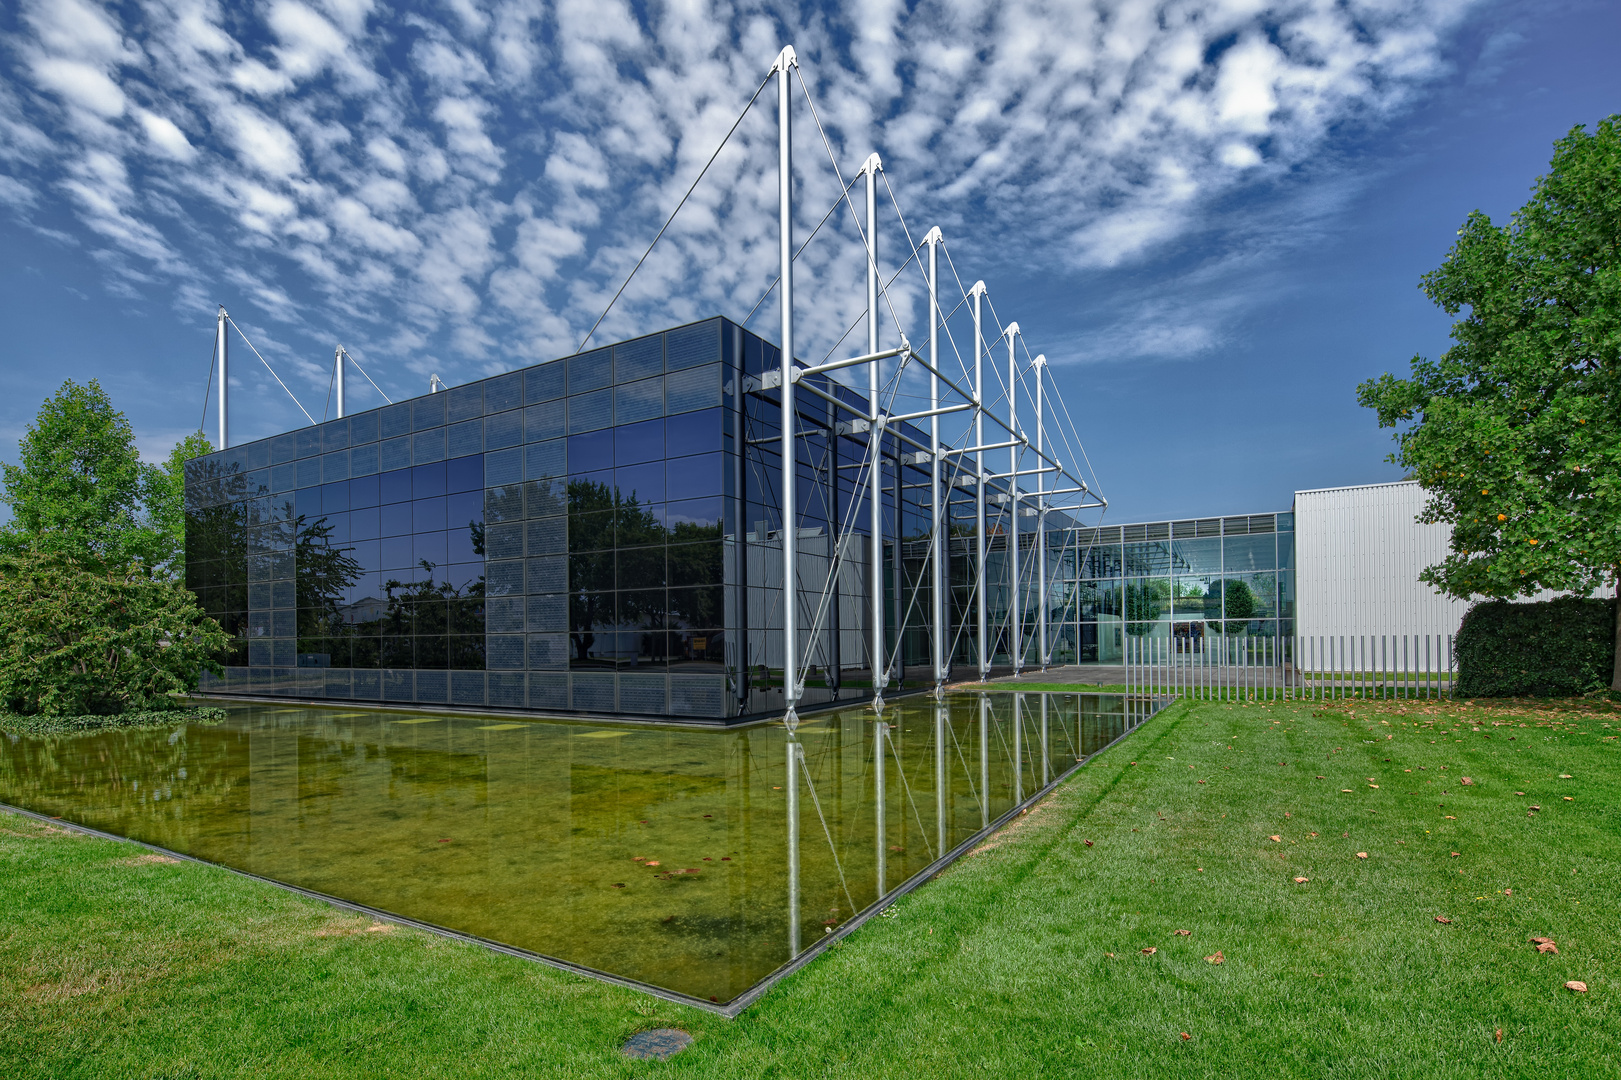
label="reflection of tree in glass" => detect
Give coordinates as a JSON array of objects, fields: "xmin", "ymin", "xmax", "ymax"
[
  {"xmin": 182, "ymin": 456, "xmax": 258, "ymax": 586},
  {"xmin": 293, "ymin": 516, "xmax": 361, "ymax": 638},
  {"xmin": 1211, "ymin": 578, "xmax": 1255, "ymax": 634},
  {"xmin": 1124, "ymin": 579, "xmax": 1167, "ymax": 635},
  {"xmin": 668, "ymin": 518, "xmax": 722, "ymax": 627},
  {"xmin": 568, "ymin": 478, "xmax": 665, "ymax": 662}
]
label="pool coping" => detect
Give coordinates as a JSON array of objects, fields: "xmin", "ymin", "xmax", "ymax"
[{"xmin": 2, "ymin": 689, "xmax": 1170, "ymax": 1018}]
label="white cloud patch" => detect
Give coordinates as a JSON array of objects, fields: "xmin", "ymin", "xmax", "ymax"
[
  {"xmin": 221, "ymin": 105, "xmax": 305, "ymax": 179},
  {"xmin": 0, "ymin": 0, "xmax": 1486, "ymax": 419},
  {"xmin": 137, "ymin": 109, "xmax": 197, "ymax": 161}
]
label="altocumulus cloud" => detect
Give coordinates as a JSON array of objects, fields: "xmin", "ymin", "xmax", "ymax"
[{"xmin": 0, "ymin": 0, "xmax": 1480, "ymax": 395}]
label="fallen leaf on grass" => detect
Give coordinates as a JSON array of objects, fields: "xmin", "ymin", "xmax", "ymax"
[
  {"xmin": 1559, "ymin": 774, "xmax": 1573, "ymax": 779},
  {"xmin": 1309, "ymin": 831, "xmax": 1318, "ymax": 837},
  {"xmin": 1356, "ymin": 852, "xmax": 1369, "ymax": 859},
  {"xmin": 1269, "ymin": 835, "xmax": 1282, "ymax": 842},
  {"xmin": 1341, "ymin": 789, "xmax": 1354, "ymax": 793},
  {"xmin": 1084, "ymin": 839, "xmax": 1093, "ymax": 847},
  {"xmin": 1205, "ymin": 951, "xmax": 1224, "ymax": 964},
  {"xmin": 1460, "ymin": 777, "xmax": 1474, "ymax": 786},
  {"xmin": 1293, "ymin": 877, "xmax": 1309, "ymax": 884},
  {"xmin": 1180, "ymin": 1032, "xmax": 1192, "ymax": 1041},
  {"xmin": 1315, "ymin": 775, "xmax": 1325, "ymax": 779},
  {"xmin": 1142, "ymin": 947, "xmax": 1157, "ymax": 955},
  {"xmin": 1529, "ymin": 805, "xmax": 1541, "ymax": 812},
  {"xmin": 1495, "ymin": 1028, "xmax": 1503, "ymax": 1043},
  {"xmin": 1450, "ymin": 852, "xmax": 1461, "ymax": 858},
  {"xmin": 1445, "ymin": 815, "xmax": 1456, "ymax": 820},
  {"xmin": 1563, "ymin": 797, "xmax": 1574, "ymax": 802},
  {"xmin": 1105, "ymin": 952, "xmax": 1115, "ymax": 958},
  {"xmin": 1516, "ymin": 791, "xmax": 1526, "ymax": 796},
  {"xmin": 1536, "ymin": 942, "xmax": 1559, "ymax": 955},
  {"xmin": 1174, "ymin": 929, "xmax": 1191, "ymax": 936},
  {"xmin": 1566, "ymin": 981, "xmax": 1588, "ymax": 993},
  {"xmin": 1435, "ymin": 917, "xmax": 1452, "ymax": 924},
  {"xmin": 1369, "ymin": 784, "xmax": 1380, "ymax": 789}
]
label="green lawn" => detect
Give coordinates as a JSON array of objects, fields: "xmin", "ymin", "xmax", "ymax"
[{"xmin": 4, "ymin": 694, "xmax": 1618, "ymax": 1078}]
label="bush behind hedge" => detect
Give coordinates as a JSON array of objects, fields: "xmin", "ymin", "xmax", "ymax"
[{"xmin": 1455, "ymin": 596, "xmax": 1615, "ymax": 697}]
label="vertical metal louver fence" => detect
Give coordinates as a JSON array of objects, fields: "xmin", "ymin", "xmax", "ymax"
[{"xmin": 1124, "ymin": 633, "xmax": 1456, "ymax": 702}]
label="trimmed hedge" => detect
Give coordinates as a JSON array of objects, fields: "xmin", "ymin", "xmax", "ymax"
[
  {"xmin": 0, "ymin": 706, "xmax": 226, "ymax": 736},
  {"xmin": 1455, "ymin": 596, "xmax": 1615, "ymax": 697}
]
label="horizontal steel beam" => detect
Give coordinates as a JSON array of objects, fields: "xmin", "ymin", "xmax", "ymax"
[{"xmin": 794, "ymin": 344, "xmax": 911, "ymax": 380}]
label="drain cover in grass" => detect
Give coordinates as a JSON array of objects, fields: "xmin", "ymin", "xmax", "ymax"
[{"xmin": 622, "ymin": 1029, "xmax": 692, "ymax": 1060}]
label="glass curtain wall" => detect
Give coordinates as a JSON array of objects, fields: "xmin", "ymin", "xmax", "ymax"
[
  {"xmin": 186, "ymin": 319, "xmax": 736, "ymax": 718},
  {"xmin": 1055, "ymin": 514, "xmax": 1296, "ymax": 665},
  {"xmin": 186, "ymin": 313, "xmax": 1220, "ymax": 716}
]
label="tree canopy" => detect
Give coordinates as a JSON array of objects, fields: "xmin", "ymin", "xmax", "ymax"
[
  {"xmin": 1356, "ymin": 117, "xmax": 1621, "ymax": 603},
  {"xmin": 0, "ymin": 381, "xmax": 212, "ymax": 576}
]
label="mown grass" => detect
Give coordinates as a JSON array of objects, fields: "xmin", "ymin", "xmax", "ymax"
[{"xmin": 3, "ymin": 694, "xmax": 1618, "ymax": 1078}]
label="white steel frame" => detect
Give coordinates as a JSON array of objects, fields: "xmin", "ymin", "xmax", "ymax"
[{"xmin": 761, "ymin": 46, "xmax": 1105, "ymax": 727}]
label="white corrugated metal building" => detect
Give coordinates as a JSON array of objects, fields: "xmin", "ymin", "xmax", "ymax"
[
  {"xmin": 1293, "ymin": 481, "xmax": 1467, "ymax": 642},
  {"xmin": 1292, "ymin": 479, "xmax": 1588, "ymax": 669}
]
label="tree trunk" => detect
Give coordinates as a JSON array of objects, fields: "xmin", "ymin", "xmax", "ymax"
[{"xmin": 1612, "ymin": 574, "xmax": 1621, "ymax": 693}]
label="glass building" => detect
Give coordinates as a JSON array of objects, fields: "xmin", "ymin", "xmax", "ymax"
[
  {"xmin": 184, "ymin": 317, "xmax": 1024, "ymax": 721},
  {"xmin": 1049, "ymin": 514, "xmax": 1295, "ymax": 664},
  {"xmin": 183, "ymin": 314, "xmax": 1285, "ymax": 718}
]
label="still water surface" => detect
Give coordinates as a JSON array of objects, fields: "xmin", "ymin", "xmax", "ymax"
[{"xmin": 0, "ymin": 691, "xmax": 1143, "ymax": 1003}]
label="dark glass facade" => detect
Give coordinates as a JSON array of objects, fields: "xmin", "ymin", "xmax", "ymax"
[
  {"xmin": 188, "ymin": 315, "xmax": 1245, "ymax": 718},
  {"xmin": 188, "ymin": 317, "xmax": 969, "ymax": 720}
]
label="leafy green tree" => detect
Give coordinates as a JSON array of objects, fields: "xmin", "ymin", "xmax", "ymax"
[
  {"xmin": 1356, "ymin": 116, "xmax": 1621, "ymax": 686},
  {"xmin": 0, "ymin": 550, "xmax": 228, "ymax": 715},
  {"xmin": 0, "ymin": 380, "xmax": 165, "ymax": 565}
]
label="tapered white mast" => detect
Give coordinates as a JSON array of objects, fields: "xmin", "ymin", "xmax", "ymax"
[
  {"xmin": 925, "ymin": 227, "xmax": 945, "ymax": 691},
  {"xmin": 216, "ymin": 305, "xmax": 229, "ymax": 449},
  {"xmin": 1006, "ymin": 322, "xmax": 1021, "ymax": 677},
  {"xmin": 972, "ymin": 282, "xmax": 988, "ymax": 680},
  {"xmin": 335, "ymin": 346, "xmax": 346, "ymax": 419},
  {"xmin": 1034, "ymin": 353, "xmax": 1048, "ymax": 670},
  {"xmin": 862, "ymin": 152, "xmax": 884, "ymax": 707},
  {"xmin": 776, "ymin": 45, "xmax": 800, "ymax": 725}
]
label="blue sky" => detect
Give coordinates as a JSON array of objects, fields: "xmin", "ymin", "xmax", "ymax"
[{"xmin": 1, "ymin": 0, "xmax": 1618, "ymax": 525}]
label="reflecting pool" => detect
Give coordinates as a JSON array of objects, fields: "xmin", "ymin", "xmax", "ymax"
[{"xmin": 0, "ymin": 691, "xmax": 1147, "ymax": 1005}]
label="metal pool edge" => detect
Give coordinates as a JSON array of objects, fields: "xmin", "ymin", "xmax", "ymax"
[{"xmin": 2, "ymin": 691, "xmax": 1169, "ymax": 1019}]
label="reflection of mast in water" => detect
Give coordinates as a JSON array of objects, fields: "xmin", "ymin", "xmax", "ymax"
[
  {"xmin": 934, "ymin": 702, "xmax": 947, "ymax": 860},
  {"xmin": 978, "ymin": 696, "xmax": 990, "ymax": 830},
  {"xmin": 1041, "ymin": 695, "xmax": 1050, "ymax": 787},
  {"xmin": 785, "ymin": 737, "xmax": 801, "ymax": 959},
  {"xmin": 1012, "ymin": 693, "xmax": 1023, "ymax": 805},
  {"xmin": 874, "ymin": 720, "xmax": 887, "ymax": 897}
]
